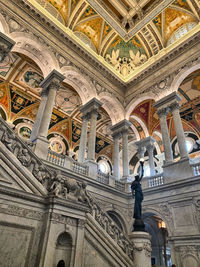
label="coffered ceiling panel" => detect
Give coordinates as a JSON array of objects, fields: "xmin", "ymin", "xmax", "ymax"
[{"xmin": 29, "ymin": 0, "xmax": 200, "ymax": 81}]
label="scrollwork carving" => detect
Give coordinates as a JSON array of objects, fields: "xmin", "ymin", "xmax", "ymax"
[
  {"xmin": 175, "ymin": 245, "xmax": 200, "ymax": 263},
  {"xmin": 51, "ymin": 213, "xmax": 77, "ymax": 226},
  {"xmin": 0, "ymin": 204, "xmax": 44, "ymax": 220},
  {"xmin": 159, "ymin": 203, "xmax": 173, "ymax": 224}
]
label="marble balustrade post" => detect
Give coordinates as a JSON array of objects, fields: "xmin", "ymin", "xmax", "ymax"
[
  {"xmin": 78, "ymin": 114, "xmax": 89, "ymax": 163},
  {"xmin": 87, "ymin": 110, "xmax": 98, "ymax": 161},
  {"xmin": 112, "ymin": 132, "xmax": 121, "ymax": 179},
  {"xmin": 170, "ymin": 102, "xmax": 188, "ymax": 159},
  {"xmin": 157, "ymin": 108, "xmax": 173, "ymax": 164}
]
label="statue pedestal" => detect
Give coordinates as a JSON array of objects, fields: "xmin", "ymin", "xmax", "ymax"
[
  {"xmin": 133, "ymin": 219, "xmax": 145, "ymax": 232},
  {"xmin": 129, "ymin": 231, "xmax": 152, "ymax": 267}
]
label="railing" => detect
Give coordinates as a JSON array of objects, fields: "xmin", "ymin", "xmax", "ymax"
[
  {"xmin": 148, "ymin": 173, "xmax": 164, "ymax": 187},
  {"xmin": 46, "ymin": 150, "xmax": 65, "ymax": 166},
  {"xmin": 89, "ymin": 202, "xmax": 134, "ymax": 261},
  {"xmin": 115, "ymin": 180, "xmax": 125, "ymax": 192},
  {"xmin": 97, "ymin": 170, "xmax": 109, "ymax": 185},
  {"xmin": 0, "ymin": 117, "xmax": 52, "ymax": 188},
  {"xmin": 72, "ymin": 161, "xmax": 88, "ymax": 176},
  {"xmin": 192, "ymin": 162, "xmax": 200, "ymax": 176}
]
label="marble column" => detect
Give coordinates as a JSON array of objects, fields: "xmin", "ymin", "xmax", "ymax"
[
  {"xmin": 112, "ymin": 132, "xmax": 121, "ymax": 179},
  {"xmin": 136, "ymin": 137, "xmax": 155, "ymax": 176},
  {"xmin": 111, "ymin": 120, "xmax": 131, "ymax": 180},
  {"xmin": 157, "ymin": 108, "xmax": 173, "ymax": 164},
  {"xmin": 78, "ymin": 114, "xmax": 89, "ymax": 163},
  {"xmin": 0, "ymin": 32, "xmax": 15, "ymax": 63},
  {"xmin": 32, "ymin": 70, "xmax": 65, "ymax": 159},
  {"xmin": 30, "ymin": 89, "xmax": 48, "ymax": 142},
  {"xmin": 170, "ymin": 102, "xmax": 188, "ymax": 159},
  {"xmin": 147, "ymin": 143, "xmax": 155, "ymax": 176},
  {"xmin": 122, "ymin": 128, "xmax": 130, "ymax": 178},
  {"xmin": 154, "ymin": 92, "xmax": 193, "ymax": 179},
  {"xmin": 79, "ymin": 98, "xmax": 102, "ymax": 179},
  {"xmin": 137, "ymin": 146, "xmax": 146, "ymax": 160},
  {"xmin": 87, "ymin": 110, "xmax": 98, "ymax": 161}
]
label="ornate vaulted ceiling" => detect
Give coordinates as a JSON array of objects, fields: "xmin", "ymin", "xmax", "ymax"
[
  {"xmin": 0, "ymin": 51, "xmax": 199, "ymax": 163},
  {"xmin": 29, "ymin": 0, "xmax": 200, "ymax": 81}
]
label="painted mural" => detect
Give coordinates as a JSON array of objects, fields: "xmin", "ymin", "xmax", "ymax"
[
  {"xmin": 33, "ymin": 0, "xmax": 200, "ymax": 79},
  {"xmin": 105, "ymin": 36, "xmax": 148, "ymax": 76}
]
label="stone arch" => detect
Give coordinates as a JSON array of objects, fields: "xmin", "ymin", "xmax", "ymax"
[
  {"xmin": 125, "ymin": 94, "xmax": 155, "ymax": 120},
  {"xmin": 55, "ymin": 232, "xmax": 73, "ymax": 267},
  {"xmin": 105, "ymin": 209, "xmax": 128, "ymax": 234},
  {"xmin": 142, "ymin": 207, "xmax": 172, "ymax": 236},
  {"xmin": 0, "ymin": 12, "xmax": 9, "ymax": 34},
  {"xmin": 170, "ymin": 58, "xmax": 200, "ymax": 92},
  {"xmin": 61, "ymin": 66, "xmax": 96, "ymax": 105},
  {"xmin": 130, "ymin": 115, "xmax": 149, "ymax": 137},
  {"xmin": 10, "ymin": 32, "xmax": 59, "ymax": 77},
  {"xmin": 99, "ymin": 93, "xmax": 125, "ymax": 125},
  {"xmin": 130, "ymin": 124, "xmax": 140, "ymax": 141},
  {"xmin": 152, "ymin": 131, "xmax": 162, "ymax": 155},
  {"xmin": 181, "ymin": 254, "xmax": 199, "ymax": 267}
]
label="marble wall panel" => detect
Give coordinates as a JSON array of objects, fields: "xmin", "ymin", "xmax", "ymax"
[{"xmin": 0, "ymin": 223, "xmax": 33, "ymax": 267}]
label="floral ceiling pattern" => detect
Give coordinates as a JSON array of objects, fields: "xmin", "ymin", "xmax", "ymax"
[{"xmin": 31, "ymin": 0, "xmax": 199, "ymax": 80}]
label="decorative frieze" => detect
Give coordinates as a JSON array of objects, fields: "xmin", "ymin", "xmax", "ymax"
[
  {"xmin": 0, "ymin": 204, "xmax": 44, "ymax": 220},
  {"xmin": 159, "ymin": 204, "xmax": 173, "ymax": 225},
  {"xmin": 51, "ymin": 213, "xmax": 77, "ymax": 226},
  {"xmin": 175, "ymin": 245, "xmax": 200, "ymax": 264},
  {"xmin": 133, "ymin": 242, "xmax": 152, "ymax": 257}
]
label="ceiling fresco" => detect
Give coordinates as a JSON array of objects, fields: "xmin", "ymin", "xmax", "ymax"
[
  {"xmin": 0, "ymin": 52, "xmax": 119, "ymax": 161},
  {"xmin": 30, "ymin": 0, "xmax": 200, "ymax": 81},
  {"xmin": 0, "ymin": 51, "xmax": 200, "ymax": 166},
  {"xmin": 128, "ymin": 70, "xmax": 200, "ymax": 159}
]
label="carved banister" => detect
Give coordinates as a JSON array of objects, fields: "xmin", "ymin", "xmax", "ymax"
[{"xmin": 90, "ymin": 201, "xmax": 134, "ymax": 261}]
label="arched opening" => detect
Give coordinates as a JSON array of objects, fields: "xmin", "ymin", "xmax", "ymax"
[
  {"xmin": 107, "ymin": 210, "xmax": 127, "ymax": 233},
  {"xmin": 182, "ymin": 255, "xmax": 199, "ymax": 267},
  {"xmin": 143, "ymin": 213, "xmax": 172, "ymax": 267},
  {"xmin": 55, "ymin": 232, "xmax": 72, "ymax": 267}
]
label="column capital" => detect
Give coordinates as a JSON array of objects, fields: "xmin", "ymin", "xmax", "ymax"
[
  {"xmin": 135, "ymin": 136, "xmax": 155, "ymax": 149},
  {"xmin": 81, "ymin": 113, "xmax": 90, "ymax": 121},
  {"xmin": 137, "ymin": 146, "xmax": 146, "ymax": 155},
  {"xmin": 153, "ymin": 91, "xmax": 181, "ymax": 111},
  {"xmin": 0, "ymin": 32, "xmax": 15, "ymax": 62},
  {"xmin": 80, "ymin": 97, "xmax": 102, "ymax": 116},
  {"xmin": 157, "ymin": 107, "xmax": 169, "ymax": 118},
  {"xmin": 169, "ymin": 102, "xmax": 180, "ymax": 112},
  {"xmin": 146, "ymin": 143, "xmax": 154, "ymax": 152},
  {"xmin": 111, "ymin": 131, "xmax": 121, "ymax": 139},
  {"xmin": 110, "ymin": 119, "xmax": 132, "ymax": 135},
  {"xmin": 40, "ymin": 70, "xmax": 65, "ymax": 92}
]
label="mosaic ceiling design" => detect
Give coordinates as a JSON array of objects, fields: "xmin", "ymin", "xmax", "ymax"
[{"xmin": 31, "ymin": 0, "xmax": 200, "ymax": 81}]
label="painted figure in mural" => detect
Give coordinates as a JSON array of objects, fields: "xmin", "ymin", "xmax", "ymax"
[
  {"xmin": 24, "ymin": 71, "xmax": 43, "ymax": 88},
  {"xmin": 131, "ymin": 160, "xmax": 144, "ymax": 220}
]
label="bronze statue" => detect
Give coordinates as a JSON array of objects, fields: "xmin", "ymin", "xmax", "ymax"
[{"xmin": 131, "ymin": 160, "xmax": 145, "ymax": 231}]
